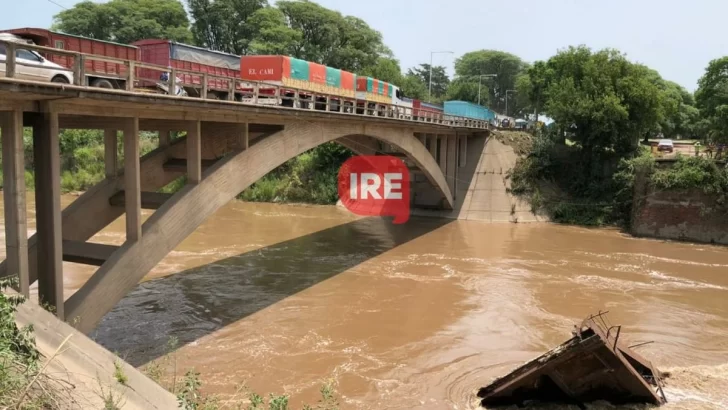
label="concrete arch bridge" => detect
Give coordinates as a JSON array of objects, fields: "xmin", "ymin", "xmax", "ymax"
[{"xmin": 0, "ymin": 78, "xmax": 492, "ymax": 332}]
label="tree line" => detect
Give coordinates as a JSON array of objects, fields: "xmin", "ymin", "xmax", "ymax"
[
  {"xmin": 53, "ymin": 0, "xmax": 728, "ymax": 137},
  {"xmin": 52, "ymin": 0, "xmax": 536, "ymax": 115}
]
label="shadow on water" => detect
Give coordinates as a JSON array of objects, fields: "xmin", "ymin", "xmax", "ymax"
[{"xmin": 91, "ymin": 215, "xmax": 451, "ymax": 366}]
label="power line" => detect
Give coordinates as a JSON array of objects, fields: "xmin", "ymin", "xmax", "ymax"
[{"xmin": 44, "ymin": 0, "xmax": 67, "ymax": 10}]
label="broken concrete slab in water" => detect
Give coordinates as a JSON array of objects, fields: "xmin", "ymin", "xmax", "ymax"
[{"xmin": 477, "ymin": 311, "xmax": 668, "ymax": 408}]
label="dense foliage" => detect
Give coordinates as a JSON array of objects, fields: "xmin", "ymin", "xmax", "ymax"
[
  {"xmin": 695, "ymin": 57, "xmax": 728, "ymax": 143},
  {"xmin": 449, "ymin": 50, "xmax": 529, "ymax": 115},
  {"xmin": 239, "ymin": 142, "xmax": 352, "ymax": 204},
  {"xmin": 52, "ymin": 0, "xmax": 192, "ymax": 44},
  {"xmin": 509, "ymin": 46, "xmax": 698, "ymax": 226}
]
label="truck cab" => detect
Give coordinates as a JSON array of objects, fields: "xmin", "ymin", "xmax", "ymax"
[{"xmin": 391, "ymin": 85, "xmax": 413, "ymax": 118}]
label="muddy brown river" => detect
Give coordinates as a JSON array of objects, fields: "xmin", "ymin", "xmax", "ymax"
[{"xmin": 5, "ymin": 194, "xmax": 728, "ymax": 409}]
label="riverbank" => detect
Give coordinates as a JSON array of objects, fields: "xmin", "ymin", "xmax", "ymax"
[
  {"xmin": 3, "ymin": 195, "xmax": 728, "ymax": 408},
  {"xmin": 502, "ymin": 129, "xmax": 728, "ymax": 244}
]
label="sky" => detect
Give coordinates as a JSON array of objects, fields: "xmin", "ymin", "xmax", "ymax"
[{"xmin": 2, "ymin": 0, "xmax": 726, "ymax": 91}]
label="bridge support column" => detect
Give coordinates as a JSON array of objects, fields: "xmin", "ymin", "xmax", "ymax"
[
  {"xmin": 104, "ymin": 129, "xmax": 117, "ymax": 178},
  {"xmin": 239, "ymin": 122, "xmax": 249, "ymax": 150},
  {"xmin": 427, "ymin": 134, "xmax": 437, "ymax": 162},
  {"xmin": 447, "ymin": 134, "xmax": 457, "ymax": 198},
  {"xmin": 459, "ymin": 134, "xmax": 467, "ymax": 168},
  {"xmin": 438, "ymin": 135, "xmax": 447, "ymax": 175},
  {"xmin": 123, "ymin": 118, "xmax": 141, "ymax": 242},
  {"xmin": 417, "ymin": 133, "xmax": 426, "ymax": 146},
  {"xmin": 158, "ymin": 128, "xmax": 170, "ymax": 148},
  {"xmin": 187, "ymin": 120, "xmax": 202, "ymax": 183},
  {"xmin": 1, "ymin": 109, "xmax": 30, "ymax": 297},
  {"xmin": 32, "ymin": 106, "xmax": 64, "ymax": 318}
]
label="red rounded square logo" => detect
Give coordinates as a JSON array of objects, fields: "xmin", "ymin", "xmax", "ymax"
[{"xmin": 338, "ymin": 155, "xmax": 410, "ymax": 224}]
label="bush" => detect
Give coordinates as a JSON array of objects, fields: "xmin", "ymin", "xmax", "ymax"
[
  {"xmin": 0, "ymin": 277, "xmax": 55, "ymax": 408},
  {"xmin": 507, "ymin": 133, "xmax": 646, "ymax": 226},
  {"xmin": 239, "ymin": 143, "xmax": 353, "ymax": 205}
]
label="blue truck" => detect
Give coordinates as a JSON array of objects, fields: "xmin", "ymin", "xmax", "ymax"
[{"xmin": 444, "ymin": 100, "xmax": 495, "ymax": 121}]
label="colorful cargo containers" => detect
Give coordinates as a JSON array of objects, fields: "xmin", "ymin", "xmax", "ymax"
[
  {"xmin": 444, "ymin": 100, "xmax": 495, "ymax": 121},
  {"xmin": 355, "ymin": 76, "xmax": 393, "ymax": 104},
  {"xmin": 240, "ymin": 55, "xmax": 356, "ymax": 98}
]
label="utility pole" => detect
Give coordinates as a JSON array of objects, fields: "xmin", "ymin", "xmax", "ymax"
[
  {"xmin": 429, "ymin": 51, "xmax": 453, "ymax": 102},
  {"xmin": 505, "ymin": 89, "xmax": 517, "ymax": 116},
  {"xmin": 477, "ymin": 74, "xmax": 497, "ymax": 106}
]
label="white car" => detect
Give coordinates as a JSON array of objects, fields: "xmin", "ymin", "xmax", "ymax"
[
  {"xmin": 0, "ymin": 33, "xmax": 73, "ymax": 84},
  {"xmin": 657, "ymin": 139, "xmax": 674, "ymax": 153}
]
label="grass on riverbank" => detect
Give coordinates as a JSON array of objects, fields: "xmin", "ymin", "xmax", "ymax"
[{"xmin": 0, "ymin": 277, "xmax": 79, "ymax": 409}]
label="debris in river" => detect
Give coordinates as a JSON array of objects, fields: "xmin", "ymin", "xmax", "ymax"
[{"xmin": 477, "ymin": 311, "xmax": 668, "ymax": 408}]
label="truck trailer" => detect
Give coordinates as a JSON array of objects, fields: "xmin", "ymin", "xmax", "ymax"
[
  {"xmin": 444, "ymin": 100, "xmax": 495, "ymax": 121},
  {"xmin": 133, "ymin": 39, "xmax": 242, "ymax": 99}
]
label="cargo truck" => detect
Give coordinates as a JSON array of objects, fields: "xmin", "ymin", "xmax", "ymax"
[
  {"xmin": 444, "ymin": 100, "xmax": 495, "ymax": 121},
  {"xmin": 240, "ymin": 55, "xmax": 410, "ymax": 115},
  {"xmin": 133, "ymin": 39, "xmax": 241, "ymax": 99},
  {"xmin": 2, "ymin": 27, "xmax": 138, "ymax": 89},
  {"xmin": 240, "ymin": 55, "xmax": 356, "ymax": 111}
]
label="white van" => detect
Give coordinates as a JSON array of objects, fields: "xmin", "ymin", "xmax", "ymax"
[{"xmin": 0, "ymin": 33, "xmax": 73, "ymax": 83}]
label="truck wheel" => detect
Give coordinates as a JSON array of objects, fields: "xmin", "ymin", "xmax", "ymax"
[
  {"xmin": 91, "ymin": 78, "xmax": 115, "ymax": 89},
  {"xmin": 51, "ymin": 75, "xmax": 70, "ymax": 84}
]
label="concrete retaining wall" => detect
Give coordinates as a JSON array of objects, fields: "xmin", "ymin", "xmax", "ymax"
[{"xmin": 631, "ymin": 176, "xmax": 728, "ymax": 245}]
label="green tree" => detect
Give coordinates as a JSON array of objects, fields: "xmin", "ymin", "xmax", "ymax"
[
  {"xmin": 276, "ymin": 0, "xmax": 386, "ymax": 72},
  {"xmin": 361, "ymin": 57, "xmax": 403, "ymax": 85},
  {"xmin": 696, "ymin": 57, "xmax": 728, "ymax": 143},
  {"xmin": 248, "ymin": 7, "xmax": 301, "ymax": 55},
  {"xmin": 453, "ymin": 50, "xmax": 529, "ymax": 114},
  {"xmin": 400, "ymin": 74, "xmax": 427, "ymax": 100},
  {"xmin": 659, "ymin": 81, "xmax": 700, "ymax": 139},
  {"xmin": 187, "ymin": 0, "xmax": 267, "ymax": 54},
  {"xmin": 407, "ymin": 64, "xmax": 449, "ymax": 100},
  {"xmin": 446, "ymin": 78, "xmax": 482, "ymax": 105},
  {"xmin": 53, "ymin": 0, "xmax": 192, "ymax": 44},
  {"xmin": 533, "ymin": 46, "xmax": 666, "ymax": 157}
]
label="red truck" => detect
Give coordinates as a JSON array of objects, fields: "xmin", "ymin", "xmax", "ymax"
[
  {"xmin": 133, "ymin": 39, "xmax": 243, "ymax": 99},
  {"xmin": 1, "ymin": 27, "xmax": 138, "ymax": 89}
]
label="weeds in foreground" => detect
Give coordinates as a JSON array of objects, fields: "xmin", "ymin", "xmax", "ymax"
[
  {"xmin": 1, "ymin": 276, "xmax": 133, "ymax": 409},
  {"xmin": 95, "ymin": 376, "xmax": 126, "ymax": 410},
  {"xmin": 113, "ymin": 359, "xmax": 128, "ymax": 385}
]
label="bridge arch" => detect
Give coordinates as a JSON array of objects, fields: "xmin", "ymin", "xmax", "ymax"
[{"xmin": 64, "ymin": 121, "xmax": 453, "ymax": 332}]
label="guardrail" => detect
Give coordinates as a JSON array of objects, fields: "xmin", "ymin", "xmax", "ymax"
[{"xmin": 0, "ymin": 39, "xmax": 493, "ymax": 130}]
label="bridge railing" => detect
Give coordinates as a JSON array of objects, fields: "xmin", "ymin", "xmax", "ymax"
[{"xmin": 0, "ymin": 39, "xmax": 491, "ymax": 130}]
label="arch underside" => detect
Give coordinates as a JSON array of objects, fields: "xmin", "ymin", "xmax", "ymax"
[{"xmin": 54, "ymin": 121, "xmax": 453, "ymax": 332}]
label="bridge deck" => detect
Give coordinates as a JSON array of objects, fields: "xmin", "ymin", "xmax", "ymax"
[{"xmin": 0, "ymin": 78, "xmax": 486, "ymax": 133}]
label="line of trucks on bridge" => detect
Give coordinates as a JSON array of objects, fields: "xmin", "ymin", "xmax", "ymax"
[{"xmin": 0, "ymin": 27, "xmax": 502, "ymax": 123}]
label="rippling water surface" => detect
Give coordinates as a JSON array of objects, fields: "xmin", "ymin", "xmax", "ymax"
[{"xmin": 5, "ymin": 195, "xmax": 728, "ymax": 409}]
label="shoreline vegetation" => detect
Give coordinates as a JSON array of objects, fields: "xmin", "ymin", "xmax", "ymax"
[{"xmin": 0, "ymin": 278, "xmax": 342, "ymax": 409}]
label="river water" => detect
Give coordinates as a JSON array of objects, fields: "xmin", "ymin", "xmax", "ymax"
[{"xmin": 5, "ymin": 194, "xmax": 728, "ymax": 409}]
